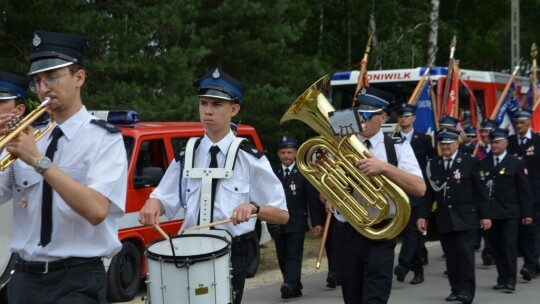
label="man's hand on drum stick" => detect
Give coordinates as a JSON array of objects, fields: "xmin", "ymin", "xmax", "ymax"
[
  {"xmin": 230, "ymin": 202, "xmax": 259, "ymax": 225},
  {"xmin": 138, "ymin": 198, "xmax": 165, "ymax": 226}
]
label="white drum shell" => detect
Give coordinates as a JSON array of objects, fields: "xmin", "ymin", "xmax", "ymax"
[
  {"xmin": 146, "ymin": 234, "xmax": 231, "ymax": 304},
  {"xmin": 0, "ymin": 200, "xmax": 14, "ymax": 289}
]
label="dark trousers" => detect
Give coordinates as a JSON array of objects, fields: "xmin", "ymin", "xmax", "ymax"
[
  {"xmin": 518, "ymin": 204, "xmax": 540, "ymax": 273},
  {"xmin": 325, "ymin": 216, "xmax": 342, "ymax": 281},
  {"xmin": 439, "ymin": 229, "xmax": 476, "ymax": 300},
  {"xmin": 274, "ymin": 231, "xmax": 305, "ymax": 288},
  {"xmin": 490, "ymin": 218, "xmax": 519, "ymax": 287},
  {"xmin": 231, "ymin": 237, "xmax": 250, "ymax": 304},
  {"xmin": 336, "ymin": 222, "xmax": 396, "ymax": 304},
  {"xmin": 7, "ymin": 258, "xmax": 105, "ymax": 304},
  {"xmin": 397, "ymin": 206, "xmax": 425, "ymax": 274}
]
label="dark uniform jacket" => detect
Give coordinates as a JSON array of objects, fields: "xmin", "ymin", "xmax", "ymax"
[
  {"xmin": 272, "ymin": 164, "xmax": 324, "ymax": 233},
  {"xmin": 480, "ymin": 153, "xmax": 533, "ymax": 220},
  {"xmin": 507, "ymin": 132, "xmax": 540, "ymax": 204},
  {"xmin": 425, "ymin": 152, "xmax": 490, "ymax": 233}
]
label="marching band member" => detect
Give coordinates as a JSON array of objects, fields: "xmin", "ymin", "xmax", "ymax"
[
  {"xmin": 138, "ymin": 68, "xmax": 288, "ymax": 304},
  {"xmin": 419, "ymin": 128, "xmax": 491, "ymax": 304},
  {"xmin": 507, "ymin": 107, "xmax": 540, "ymax": 281},
  {"xmin": 393, "ymin": 103, "xmax": 436, "ymax": 285},
  {"xmin": 333, "ymin": 87, "xmax": 424, "ymax": 304},
  {"xmin": 480, "ymin": 127, "xmax": 532, "ymax": 294},
  {"xmin": 1, "ymin": 31, "xmax": 128, "ymax": 304}
]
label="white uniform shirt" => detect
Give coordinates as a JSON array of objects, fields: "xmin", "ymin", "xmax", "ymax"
[
  {"xmin": 335, "ymin": 130, "xmax": 422, "ymax": 222},
  {"xmin": 151, "ymin": 131, "xmax": 287, "ymax": 237},
  {"xmin": 0, "ymin": 106, "xmax": 127, "ymax": 261}
]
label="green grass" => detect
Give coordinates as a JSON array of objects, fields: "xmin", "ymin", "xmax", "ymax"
[{"xmin": 259, "ymin": 232, "xmax": 323, "ymax": 272}]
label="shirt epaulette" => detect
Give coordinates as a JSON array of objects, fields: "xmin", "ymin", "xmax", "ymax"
[
  {"xmin": 90, "ymin": 119, "xmax": 120, "ymax": 133},
  {"xmin": 240, "ymin": 142, "xmax": 264, "ymax": 159},
  {"xmin": 390, "ymin": 135, "xmax": 405, "ymax": 144}
]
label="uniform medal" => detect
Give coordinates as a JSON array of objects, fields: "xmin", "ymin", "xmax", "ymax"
[{"xmin": 290, "ymin": 181, "xmax": 296, "ymax": 195}]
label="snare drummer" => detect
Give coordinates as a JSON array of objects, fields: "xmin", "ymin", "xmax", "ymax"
[
  {"xmin": 139, "ymin": 68, "xmax": 289, "ymax": 304},
  {"xmin": 0, "ymin": 31, "xmax": 128, "ymax": 304}
]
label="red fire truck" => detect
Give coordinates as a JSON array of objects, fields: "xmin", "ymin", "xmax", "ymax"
[{"xmin": 329, "ymin": 67, "xmax": 535, "ymax": 132}]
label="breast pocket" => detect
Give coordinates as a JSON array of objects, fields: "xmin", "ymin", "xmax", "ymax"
[
  {"xmin": 185, "ymin": 179, "xmax": 201, "ymax": 207},
  {"xmin": 222, "ymin": 178, "xmax": 249, "ymax": 205},
  {"xmin": 13, "ymin": 168, "xmax": 41, "ymax": 191}
]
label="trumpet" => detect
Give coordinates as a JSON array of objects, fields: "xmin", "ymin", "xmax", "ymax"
[{"xmin": 0, "ymin": 97, "xmax": 54, "ymax": 171}]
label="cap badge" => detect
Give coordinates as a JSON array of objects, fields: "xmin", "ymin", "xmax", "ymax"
[
  {"xmin": 282, "ymin": 136, "xmax": 287, "ymax": 142},
  {"xmin": 32, "ymin": 33, "xmax": 41, "ymax": 47},
  {"xmin": 212, "ymin": 68, "xmax": 220, "ymax": 79}
]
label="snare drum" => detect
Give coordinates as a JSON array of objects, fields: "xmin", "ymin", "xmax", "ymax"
[
  {"xmin": 146, "ymin": 234, "xmax": 232, "ymax": 304},
  {"xmin": 0, "ymin": 200, "xmax": 15, "ymax": 292}
]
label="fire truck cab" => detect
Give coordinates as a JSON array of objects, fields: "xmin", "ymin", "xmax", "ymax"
[{"xmin": 329, "ymin": 67, "xmax": 533, "ymax": 133}]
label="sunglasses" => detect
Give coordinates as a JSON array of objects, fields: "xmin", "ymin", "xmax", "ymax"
[{"xmin": 358, "ymin": 111, "xmax": 381, "ymax": 121}]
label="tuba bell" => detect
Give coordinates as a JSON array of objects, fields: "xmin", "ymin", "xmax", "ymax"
[{"xmin": 281, "ymin": 75, "xmax": 410, "ymax": 240}]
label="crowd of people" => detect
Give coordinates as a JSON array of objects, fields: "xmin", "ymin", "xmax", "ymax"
[{"xmin": 0, "ymin": 29, "xmax": 539, "ymax": 304}]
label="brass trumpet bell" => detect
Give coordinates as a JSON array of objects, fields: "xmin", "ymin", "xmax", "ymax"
[{"xmin": 0, "ymin": 97, "xmax": 54, "ymax": 171}]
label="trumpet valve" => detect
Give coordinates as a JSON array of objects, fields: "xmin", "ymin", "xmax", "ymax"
[{"xmin": 6, "ymin": 117, "xmax": 22, "ymax": 130}]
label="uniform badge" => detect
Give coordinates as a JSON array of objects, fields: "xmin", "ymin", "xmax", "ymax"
[
  {"xmin": 480, "ymin": 171, "xmax": 485, "ymax": 180},
  {"xmin": 499, "ymin": 168, "xmax": 506, "ymax": 175},
  {"xmin": 18, "ymin": 197, "xmax": 28, "ymax": 208},
  {"xmin": 453, "ymin": 169, "xmax": 461, "ymax": 183},
  {"xmin": 212, "ymin": 68, "xmax": 220, "ymax": 78},
  {"xmin": 526, "ymin": 145, "xmax": 535, "ymax": 156},
  {"xmin": 524, "ymin": 168, "xmax": 528, "ymax": 175},
  {"xmin": 32, "ymin": 33, "xmax": 41, "ymax": 47},
  {"xmin": 290, "ymin": 181, "xmax": 296, "ymax": 195},
  {"xmin": 456, "ymin": 157, "xmax": 462, "ymax": 163}
]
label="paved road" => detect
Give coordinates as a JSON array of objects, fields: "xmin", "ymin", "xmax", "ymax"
[{"xmin": 243, "ymin": 242, "xmax": 540, "ymax": 304}]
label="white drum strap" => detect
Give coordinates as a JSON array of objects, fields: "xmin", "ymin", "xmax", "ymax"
[{"xmin": 184, "ymin": 137, "xmax": 247, "ymax": 227}]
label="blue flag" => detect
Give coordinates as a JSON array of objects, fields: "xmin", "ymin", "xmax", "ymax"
[{"xmin": 413, "ymin": 82, "xmax": 436, "ymax": 136}]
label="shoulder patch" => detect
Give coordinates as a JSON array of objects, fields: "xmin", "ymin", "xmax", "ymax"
[
  {"xmin": 240, "ymin": 142, "xmax": 264, "ymax": 159},
  {"xmin": 90, "ymin": 119, "xmax": 120, "ymax": 133}
]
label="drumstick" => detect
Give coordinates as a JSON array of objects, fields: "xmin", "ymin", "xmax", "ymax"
[
  {"xmin": 316, "ymin": 211, "xmax": 333, "ymax": 269},
  {"xmin": 153, "ymin": 224, "xmax": 178, "ymax": 249},
  {"xmin": 186, "ymin": 214, "xmax": 258, "ymax": 231}
]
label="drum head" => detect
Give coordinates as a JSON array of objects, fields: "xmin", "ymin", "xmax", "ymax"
[{"xmin": 147, "ymin": 234, "xmax": 230, "ymax": 263}]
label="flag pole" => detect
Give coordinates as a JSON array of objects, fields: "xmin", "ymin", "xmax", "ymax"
[
  {"xmin": 490, "ymin": 64, "xmax": 521, "ymax": 120},
  {"xmin": 352, "ymin": 34, "xmax": 373, "ymax": 106},
  {"xmin": 531, "ymin": 43, "xmax": 539, "ymax": 111},
  {"xmin": 440, "ymin": 35, "xmax": 457, "ymax": 120}
]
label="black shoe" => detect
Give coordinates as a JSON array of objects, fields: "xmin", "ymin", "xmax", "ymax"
[
  {"xmin": 421, "ymin": 256, "xmax": 429, "ymax": 265},
  {"xmin": 474, "ymin": 244, "xmax": 481, "ymax": 251},
  {"xmin": 394, "ymin": 265, "xmax": 409, "ymax": 282},
  {"xmin": 503, "ymin": 284, "xmax": 515, "ymax": 293},
  {"xmin": 410, "ymin": 273, "xmax": 424, "ymax": 284},
  {"xmin": 445, "ymin": 293, "xmax": 458, "ymax": 301},
  {"xmin": 456, "ymin": 294, "xmax": 472, "ymax": 304},
  {"xmin": 326, "ymin": 274, "xmax": 340, "ymax": 288},
  {"xmin": 280, "ymin": 283, "xmax": 302, "ymax": 299},
  {"xmin": 520, "ymin": 268, "xmax": 533, "ymax": 281},
  {"xmin": 444, "ymin": 270, "xmax": 448, "ymax": 275},
  {"xmin": 493, "ymin": 284, "xmax": 505, "ymax": 290},
  {"xmin": 482, "ymin": 254, "xmax": 494, "ymax": 266}
]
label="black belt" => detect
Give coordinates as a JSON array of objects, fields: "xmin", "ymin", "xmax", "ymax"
[
  {"xmin": 15, "ymin": 257, "xmax": 100, "ymax": 274},
  {"xmin": 232, "ymin": 232, "xmax": 252, "ymax": 244}
]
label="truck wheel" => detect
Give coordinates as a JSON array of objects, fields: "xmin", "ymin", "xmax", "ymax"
[
  {"xmin": 107, "ymin": 241, "xmax": 141, "ymax": 302},
  {"xmin": 245, "ymin": 231, "xmax": 260, "ymax": 278}
]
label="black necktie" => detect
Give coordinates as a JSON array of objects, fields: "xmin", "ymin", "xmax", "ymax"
[
  {"xmin": 495, "ymin": 157, "xmax": 500, "ymax": 167},
  {"xmin": 40, "ymin": 126, "xmax": 63, "ymax": 247},
  {"xmin": 284, "ymin": 168, "xmax": 290, "ymax": 180},
  {"xmin": 520, "ymin": 137, "xmax": 526, "ymax": 146},
  {"xmin": 445, "ymin": 158, "xmax": 452, "ymax": 172},
  {"xmin": 209, "ymin": 146, "xmax": 220, "ymax": 204},
  {"xmin": 364, "ymin": 139, "xmax": 372, "ymax": 149}
]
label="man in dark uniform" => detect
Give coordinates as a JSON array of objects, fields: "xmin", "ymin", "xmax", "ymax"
[
  {"xmin": 418, "ymin": 129, "xmax": 491, "ymax": 304},
  {"xmin": 460, "ymin": 126, "xmax": 478, "ymax": 156},
  {"xmin": 507, "ymin": 107, "xmax": 540, "ymax": 281},
  {"xmin": 480, "ymin": 127, "xmax": 533, "ymax": 293},
  {"xmin": 271, "ymin": 137, "xmax": 324, "ymax": 299},
  {"xmin": 393, "ymin": 103, "xmax": 437, "ymax": 285}
]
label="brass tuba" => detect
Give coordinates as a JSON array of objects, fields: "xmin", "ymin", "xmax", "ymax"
[
  {"xmin": 281, "ymin": 75, "xmax": 410, "ymax": 240},
  {"xmin": 0, "ymin": 97, "xmax": 54, "ymax": 171}
]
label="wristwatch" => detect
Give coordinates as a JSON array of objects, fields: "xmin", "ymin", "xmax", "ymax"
[{"xmin": 35, "ymin": 156, "xmax": 52, "ymax": 174}]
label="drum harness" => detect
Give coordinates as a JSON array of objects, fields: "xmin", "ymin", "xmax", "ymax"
[{"xmin": 171, "ymin": 136, "xmax": 246, "ymax": 268}]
